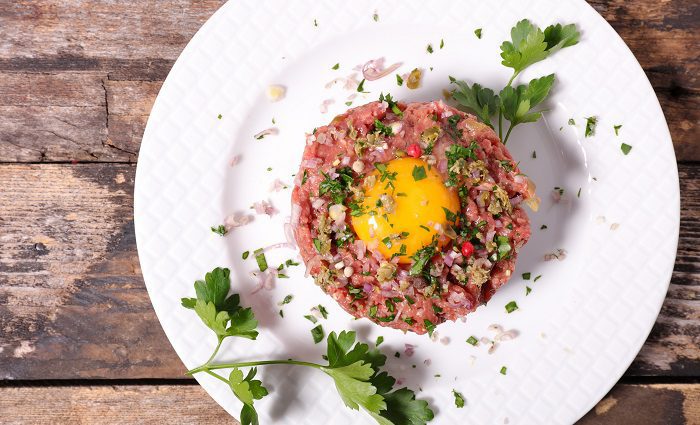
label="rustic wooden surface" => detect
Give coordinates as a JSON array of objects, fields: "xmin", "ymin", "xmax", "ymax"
[{"xmin": 0, "ymin": 0, "xmax": 697, "ymax": 424}]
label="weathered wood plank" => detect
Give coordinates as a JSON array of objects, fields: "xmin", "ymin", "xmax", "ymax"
[
  {"xmin": 0, "ymin": 164, "xmax": 184, "ymax": 379},
  {"xmin": 0, "ymin": 0, "xmax": 696, "ymax": 162},
  {"xmin": 0, "ymin": 383, "xmax": 696, "ymax": 424},
  {"xmin": 0, "ymin": 163, "xmax": 697, "ymax": 379}
]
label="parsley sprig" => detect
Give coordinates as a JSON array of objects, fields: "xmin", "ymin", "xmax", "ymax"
[
  {"xmin": 451, "ymin": 19, "xmax": 580, "ymax": 144},
  {"xmin": 183, "ymin": 267, "xmax": 434, "ymax": 425}
]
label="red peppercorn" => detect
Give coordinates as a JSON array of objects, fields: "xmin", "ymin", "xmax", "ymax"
[
  {"xmin": 461, "ymin": 241, "xmax": 475, "ymax": 258},
  {"xmin": 406, "ymin": 143, "xmax": 422, "ymax": 158}
]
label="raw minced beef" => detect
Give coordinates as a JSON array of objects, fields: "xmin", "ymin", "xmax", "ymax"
[{"xmin": 291, "ymin": 99, "xmax": 537, "ymax": 334}]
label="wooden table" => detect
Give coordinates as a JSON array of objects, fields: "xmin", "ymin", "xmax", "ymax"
[{"xmin": 0, "ymin": 1, "xmax": 697, "ymax": 423}]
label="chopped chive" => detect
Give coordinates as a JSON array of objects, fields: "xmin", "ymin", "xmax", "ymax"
[
  {"xmin": 210, "ymin": 225, "xmax": 227, "ymax": 236},
  {"xmin": 254, "ymin": 248, "xmax": 268, "ymax": 271},
  {"xmin": 584, "ymin": 116, "xmax": 597, "ymax": 137},
  {"xmin": 505, "ymin": 301, "xmax": 518, "ymax": 313}
]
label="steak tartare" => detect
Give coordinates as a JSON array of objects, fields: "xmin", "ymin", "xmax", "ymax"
[{"xmin": 291, "ymin": 96, "xmax": 537, "ymax": 334}]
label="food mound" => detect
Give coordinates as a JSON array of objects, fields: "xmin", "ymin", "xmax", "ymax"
[{"xmin": 291, "ymin": 98, "xmax": 537, "ymax": 334}]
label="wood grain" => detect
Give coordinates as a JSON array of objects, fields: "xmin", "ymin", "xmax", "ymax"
[
  {"xmin": 0, "ymin": 0, "xmax": 697, "ymax": 163},
  {"xmin": 0, "ymin": 163, "xmax": 697, "ymax": 379},
  {"xmin": 0, "ymin": 383, "xmax": 696, "ymax": 424}
]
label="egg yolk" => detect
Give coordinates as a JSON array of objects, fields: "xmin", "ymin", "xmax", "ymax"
[{"xmin": 351, "ymin": 157, "xmax": 460, "ymax": 263}]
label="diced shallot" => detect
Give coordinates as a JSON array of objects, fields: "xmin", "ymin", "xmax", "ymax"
[
  {"xmin": 253, "ymin": 200, "xmax": 277, "ymax": 216},
  {"xmin": 404, "ymin": 343, "xmax": 416, "ymax": 357},
  {"xmin": 253, "ymin": 127, "xmax": 279, "ymax": 139},
  {"xmin": 362, "ymin": 58, "xmax": 403, "ymax": 81}
]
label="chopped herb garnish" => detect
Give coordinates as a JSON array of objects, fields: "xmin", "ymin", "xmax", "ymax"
[
  {"xmin": 375, "ymin": 336, "xmax": 384, "ymax": 347},
  {"xmin": 614, "ymin": 124, "xmax": 622, "ymax": 136},
  {"xmin": 377, "ymin": 315, "xmax": 396, "ymax": 322},
  {"xmin": 419, "ymin": 225, "xmax": 431, "ymax": 232},
  {"xmin": 279, "ymin": 309, "xmax": 284, "ymax": 317},
  {"xmin": 584, "ymin": 116, "xmax": 597, "ymax": 137},
  {"xmin": 474, "ymin": 28, "xmax": 482, "ymax": 39},
  {"xmin": 526, "ymin": 286, "xmax": 532, "ymax": 295},
  {"xmin": 432, "ymin": 304, "xmax": 443, "ymax": 314},
  {"xmin": 345, "ymin": 101, "xmax": 352, "ymax": 106},
  {"xmin": 331, "ymin": 63, "xmax": 339, "ymax": 70},
  {"xmin": 466, "ymin": 336, "xmax": 478, "ymax": 346},
  {"xmin": 310, "ymin": 325, "xmax": 324, "ymax": 344},
  {"xmin": 357, "ymin": 78, "xmax": 367, "ymax": 92},
  {"xmin": 211, "ymin": 225, "xmax": 227, "ymax": 236},
  {"xmin": 403, "ymin": 317, "xmax": 415, "ymax": 325},
  {"xmin": 426, "ymin": 44, "xmax": 434, "ymax": 54},
  {"xmin": 374, "ymin": 118, "xmax": 394, "ymax": 136},
  {"xmin": 439, "ymin": 39, "xmax": 445, "ymax": 49},
  {"xmin": 405, "ymin": 295, "xmax": 415, "ymax": 305},
  {"xmin": 453, "ymin": 390, "xmax": 465, "ymax": 408},
  {"xmin": 424, "ymin": 319, "xmax": 436, "ymax": 336},
  {"xmin": 533, "ymin": 274, "xmax": 542, "ymax": 282},
  {"xmin": 409, "ymin": 241, "xmax": 438, "ymax": 276},
  {"xmin": 568, "ymin": 118, "xmax": 576, "ymax": 126},
  {"xmin": 313, "ymin": 18, "xmax": 318, "ymax": 27},
  {"xmin": 317, "ymin": 304, "xmax": 329, "ymax": 319},
  {"xmin": 285, "ymin": 259, "xmax": 300, "ymax": 267},
  {"xmin": 242, "ymin": 251, "xmax": 250, "ymax": 260},
  {"xmin": 372, "ymin": 11, "xmax": 379, "ymax": 21},
  {"xmin": 500, "ymin": 366, "xmax": 507, "ymax": 375},
  {"xmin": 442, "ymin": 207, "xmax": 457, "ymax": 223},
  {"xmin": 301, "ymin": 170, "xmax": 308, "ymax": 185},
  {"xmin": 505, "ymin": 301, "xmax": 518, "ymax": 313},
  {"xmin": 379, "ymin": 92, "xmax": 403, "ymax": 116},
  {"xmin": 304, "ymin": 314, "xmax": 318, "ymax": 324},
  {"xmin": 577, "ymin": 187, "xmax": 581, "ymax": 198},
  {"xmin": 368, "ymin": 305, "xmax": 378, "ymax": 318},
  {"xmin": 522, "ymin": 272, "xmax": 531, "ymax": 280},
  {"xmin": 495, "ymin": 235, "xmax": 512, "ymax": 260},
  {"xmin": 540, "ymin": 225, "xmax": 547, "ymax": 230},
  {"xmin": 396, "ymin": 74, "xmax": 404, "ymax": 86},
  {"xmin": 621, "ymin": 143, "xmax": 632, "ymax": 155},
  {"xmin": 395, "ymin": 352, "xmax": 401, "ymax": 358},
  {"xmin": 279, "ymin": 294, "xmax": 293, "ymax": 305},
  {"xmin": 412, "ymin": 165, "xmax": 427, "ymax": 181},
  {"xmin": 254, "ymin": 248, "xmax": 268, "ymax": 271},
  {"xmin": 312, "ymin": 238, "xmax": 322, "ymax": 253},
  {"xmin": 217, "ymin": 114, "xmax": 222, "ymax": 119}
]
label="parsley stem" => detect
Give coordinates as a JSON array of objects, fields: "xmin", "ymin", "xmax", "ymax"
[
  {"xmin": 203, "ymin": 337, "xmax": 224, "ymax": 366},
  {"xmin": 204, "ymin": 369, "xmax": 230, "ymax": 385},
  {"xmin": 187, "ymin": 359, "xmax": 323, "ymax": 376},
  {"xmin": 498, "ymin": 111, "xmax": 503, "ymax": 139},
  {"xmin": 506, "ymin": 71, "xmax": 519, "ymax": 88},
  {"xmin": 503, "ymin": 124, "xmax": 515, "ymax": 145}
]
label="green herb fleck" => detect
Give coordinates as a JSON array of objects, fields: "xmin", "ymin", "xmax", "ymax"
[
  {"xmin": 254, "ymin": 248, "xmax": 268, "ymax": 271},
  {"xmin": 532, "ymin": 150, "xmax": 537, "ymax": 159},
  {"xmin": 526, "ymin": 286, "xmax": 532, "ymax": 295},
  {"xmin": 453, "ymin": 390, "xmax": 465, "ymax": 408},
  {"xmin": 357, "ymin": 78, "xmax": 367, "ymax": 92},
  {"xmin": 505, "ymin": 301, "xmax": 518, "ymax": 313},
  {"xmin": 439, "ymin": 39, "xmax": 445, "ymax": 49},
  {"xmin": 426, "ymin": 44, "xmax": 434, "ymax": 54},
  {"xmin": 372, "ymin": 11, "xmax": 379, "ymax": 22},
  {"xmin": 621, "ymin": 143, "xmax": 632, "ymax": 155},
  {"xmin": 522, "ymin": 272, "xmax": 531, "ymax": 280},
  {"xmin": 466, "ymin": 336, "xmax": 478, "ymax": 346},
  {"xmin": 568, "ymin": 118, "xmax": 576, "ymax": 126},
  {"xmin": 585, "ymin": 116, "xmax": 597, "ymax": 137},
  {"xmin": 242, "ymin": 251, "xmax": 249, "ymax": 260},
  {"xmin": 217, "ymin": 114, "xmax": 222, "ymax": 120},
  {"xmin": 279, "ymin": 294, "xmax": 293, "ymax": 305},
  {"xmin": 474, "ymin": 28, "xmax": 482, "ymax": 39},
  {"xmin": 304, "ymin": 314, "xmax": 317, "ymax": 324},
  {"xmin": 540, "ymin": 225, "xmax": 547, "ymax": 230},
  {"xmin": 614, "ymin": 124, "xmax": 622, "ymax": 136},
  {"xmin": 533, "ymin": 274, "xmax": 542, "ymax": 282},
  {"xmin": 500, "ymin": 366, "xmax": 507, "ymax": 375},
  {"xmin": 210, "ymin": 224, "xmax": 228, "ymax": 236},
  {"xmin": 331, "ymin": 63, "xmax": 339, "ymax": 70},
  {"xmin": 310, "ymin": 325, "xmax": 324, "ymax": 344},
  {"xmin": 375, "ymin": 336, "xmax": 384, "ymax": 347},
  {"xmin": 396, "ymin": 74, "xmax": 404, "ymax": 86},
  {"xmin": 424, "ymin": 319, "xmax": 436, "ymax": 336},
  {"xmin": 317, "ymin": 304, "xmax": 329, "ymax": 319},
  {"xmin": 412, "ymin": 165, "xmax": 427, "ymax": 181}
]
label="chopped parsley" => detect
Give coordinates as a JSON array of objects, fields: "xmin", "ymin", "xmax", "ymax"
[
  {"xmin": 540, "ymin": 225, "xmax": 547, "ymax": 230},
  {"xmin": 331, "ymin": 63, "xmax": 339, "ymax": 70},
  {"xmin": 584, "ymin": 116, "xmax": 597, "ymax": 137},
  {"xmin": 242, "ymin": 250, "xmax": 249, "ymax": 260},
  {"xmin": 424, "ymin": 319, "xmax": 436, "ymax": 336},
  {"xmin": 568, "ymin": 118, "xmax": 576, "ymax": 126},
  {"xmin": 312, "ymin": 238, "xmax": 322, "ymax": 253},
  {"xmin": 357, "ymin": 78, "xmax": 367, "ymax": 92},
  {"xmin": 495, "ymin": 235, "xmax": 512, "ymax": 260},
  {"xmin": 577, "ymin": 187, "xmax": 581, "ymax": 198},
  {"xmin": 500, "ymin": 366, "xmax": 507, "ymax": 375},
  {"xmin": 374, "ymin": 119, "xmax": 394, "ymax": 136},
  {"xmin": 526, "ymin": 286, "xmax": 532, "ymax": 295},
  {"xmin": 442, "ymin": 207, "xmax": 457, "ymax": 223},
  {"xmin": 533, "ymin": 274, "xmax": 542, "ymax": 282},
  {"xmin": 499, "ymin": 160, "xmax": 514, "ymax": 172},
  {"xmin": 412, "ymin": 165, "xmax": 427, "ymax": 181},
  {"xmin": 372, "ymin": 11, "xmax": 379, "ymax": 21},
  {"xmin": 375, "ymin": 336, "xmax": 384, "ymax": 347},
  {"xmin": 345, "ymin": 101, "xmax": 352, "ymax": 106},
  {"xmin": 614, "ymin": 124, "xmax": 622, "ymax": 136},
  {"xmin": 522, "ymin": 272, "xmax": 531, "ymax": 280},
  {"xmin": 217, "ymin": 114, "xmax": 222, "ymax": 119},
  {"xmin": 405, "ymin": 295, "xmax": 415, "ymax": 305},
  {"xmin": 304, "ymin": 314, "xmax": 317, "ymax": 324},
  {"xmin": 310, "ymin": 325, "xmax": 324, "ymax": 344},
  {"xmin": 379, "ymin": 92, "xmax": 403, "ymax": 116},
  {"xmin": 396, "ymin": 74, "xmax": 404, "ymax": 86},
  {"xmin": 419, "ymin": 225, "xmax": 431, "ymax": 232},
  {"xmin": 301, "ymin": 170, "xmax": 308, "ymax": 185},
  {"xmin": 432, "ymin": 304, "xmax": 443, "ymax": 314},
  {"xmin": 319, "ymin": 167, "xmax": 353, "ymax": 204},
  {"xmin": 621, "ymin": 143, "xmax": 632, "ymax": 155},
  {"xmin": 505, "ymin": 301, "xmax": 518, "ymax": 313},
  {"xmin": 279, "ymin": 294, "xmax": 293, "ymax": 305},
  {"xmin": 466, "ymin": 336, "xmax": 478, "ymax": 346},
  {"xmin": 211, "ymin": 225, "xmax": 227, "ymax": 236},
  {"xmin": 368, "ymin": 305, "xmax": 378, "ymax": 318},
  {"xmin": 426, "ymin": 44, "xmax": 434, "ymax": 54},
  {"xmin": 317, "ymin": 304, "xmax": 329, "ymax": 319},
  {"xmin": 253, "ymin": 249, "xmax": 268, "ymax": 271},
  {"xmin": 453, "ymin": 390, "xmax": 465, "ymax": 408},
  {"xmin": 474, "ymin": 28, "xmax": 482, "ymax": 39},
  {"xmin": 439, "ymin": 39, "xmax": 445, "ymax": 49},
  {"xmin": 409, "ymin": 240, "xmax": 438, "ymax": 276}
]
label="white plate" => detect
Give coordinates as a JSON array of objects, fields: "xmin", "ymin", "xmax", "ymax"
[{"xmin": 134, "ymin": 1, "xmax": 679, "ymax": 424}]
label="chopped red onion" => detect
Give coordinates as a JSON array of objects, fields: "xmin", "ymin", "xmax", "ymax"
[
  {"xmin": 362, "ymin": 57, "xmax": 403, "ymax": 81},
  {"xmin": 253, "ymin": 200, "xmax": 277, "ymax": 216},
  {"xmin": 320, "ymin": 99, "xmax": 335, "ymax": 114},
  {"xmin": 228, "ymin": 155, "xmax": 240, "ymax": 167},
  {"xmin": 283, "ymin": 223, "xmax": 297, "ymax": 248},
  {"xmin": 269, "ymin": 178, "xmax": 288, "ymax": 192},
  {"xmin": 404, "ymin": 343, "xmax": 416, "ymax": 357},
  {"xmin": 224, "ymin": 213, "xmax": 252, "ymax": 231}
]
